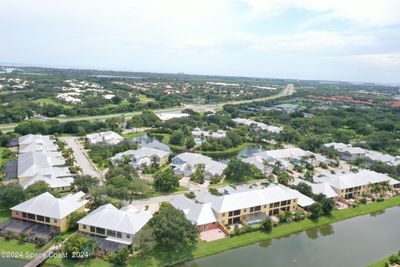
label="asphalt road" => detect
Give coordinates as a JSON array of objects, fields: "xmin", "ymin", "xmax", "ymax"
[
  {"xmin": 0, "ymin": 84, "xmax": 295, "ymax": 131},
  {"xmin": 61, "ymin": 136, "xmax": 104, "ymax": 183}
]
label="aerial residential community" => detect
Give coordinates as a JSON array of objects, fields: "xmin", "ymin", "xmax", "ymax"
[{"xmin": 1, "ymin": 1, "xmax": 400, "ymax": 267}]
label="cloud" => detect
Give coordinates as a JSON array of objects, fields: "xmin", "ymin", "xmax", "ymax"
[
  {"xmin": 241, "ymin": 0, "xmax": 400, "ymax": 27},
  {"xmin": 349, "ymin": 53, "xmax": 400, "ymax": 67}
]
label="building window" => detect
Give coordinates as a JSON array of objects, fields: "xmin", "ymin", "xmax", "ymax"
[
  {"xmin": 90, "ymin": 226, "xmax": 95, "ymax": 233},
  {"xmin": 233, "ymin": 210, "xmax": 241, "ymax": 216},
  {"xmin": 250, "ymin": 207, "xmax": 254, "ymax": 212},
  {"xmin": 107, "ymin": 230, "xmax": 116, "ymax": 237},
  {"xmin": 27, "ymin": 213, "xmax": 35, "ymax": 220},
  {"xmin": 126, "ymin": 234, "xmax": 130, "ymax": 239},
  {"xmin": 254, "ymin": 206, "xmax": 261, "ymax": 211},
  {"xmin": 117, "ymin": 232, "xmax": 122, "ymax": 238},
  {"xmin": 83, "ymin": 225, "xmax": 86, "ymax": 229},
  {"xmin": 45, "ymin": 217, "xmax": 50, "ymax": 223},
  {"xmin": 37, "ymin": 215, "xmax": 44, "ymax": 222},
  {"xmin": 96, "ymin": 227, "xmax": 106, "ymax": 235},
  {"xmin": 22, "ymin": 212, "xmax": 27, "ymax": 218}
]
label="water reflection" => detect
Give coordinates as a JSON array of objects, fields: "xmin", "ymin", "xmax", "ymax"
[
  {"xmin": 319, "ymin": 224, "xmax": 334, "ymax": 236},
  {"xmin": 370, "ymin": 210, "xmax": 385, "ymax": 217},
  {"xmin": 132, "ymin": 134, "xmax": 171, "ymax": 152},
  {"xmin": 305, "ymin": 224, "xmax": 335, "ymax": 239},
  {"xmin": 258, "ymin": 239, "xmax": 272, "ymax": 248}
]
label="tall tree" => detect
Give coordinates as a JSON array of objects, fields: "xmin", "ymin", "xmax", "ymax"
[
  {"xmin": 147, "ymin": 203, "xmax": 198, "ymax": 251},
  {"xmin": 154, "ymin": 167, "xmax": 179, "ymax": 192}
]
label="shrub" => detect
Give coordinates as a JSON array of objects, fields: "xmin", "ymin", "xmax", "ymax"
[
  {"xmin": 233, "ymin": 225, "xmax": 241, "ymax": 236},
  {"xmin": 208, "ymin": 188, "xmax": 222, "ymax": 196},
  {"xmin": 260, "ymin": 218, "xmax": 273, "ymax": 232},
  {"xmin": 5, "ymin": 231, "xmax": 13, "ymax": 240},
  {"xmin": 35, "ymin": 237, "xmax": 46, "ymax": 247},
  {"xmin": 184, "ymin": 191, "xmax": 196, "ymax": 199},
  {"xmin": 18, "ymin": 232, "xmax": 28, "ymax": 242}
]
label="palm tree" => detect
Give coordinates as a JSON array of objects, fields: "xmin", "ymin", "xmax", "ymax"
[{"xmin": 262, "ymin": 160, "xmax": 271, "ymax": 174}]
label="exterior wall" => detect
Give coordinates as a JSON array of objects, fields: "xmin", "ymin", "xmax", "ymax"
[
  {"xmin": 159, "ymin": 155, "xmax": 169, "ymax": 166},
  {"xmin": 78, "ymin": 223, "xmax": 134, "ymax": 244},
  {"xmin": 215, "ymin": 198, "xmax": 298, "ymax": 226},
  {"xmin": 334, "ymin": 183, "xmax": 385, "ymax": 199},
  {"xmin": 11, "ymin": 205, "xmax": 85, "ymax": 232},
  {"xmin": 197, "ymin": 222, "xmax": 220, "ymax": 232}
]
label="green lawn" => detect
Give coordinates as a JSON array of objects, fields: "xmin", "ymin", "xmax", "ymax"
[
  {"xmin": 122, "ymin": 131, "xmax": 145, "ymax": 139},
  {"xmin": 196, "ymin": 143, "xmax": 251, "ymax": 157},
  {"xmin": 0, "ymin": 238, "xmax": 44, "ymax": 260},
  {"xmin": 34, "ymin": 97, "xmax": 74, "ymax": 109},
  {"xmin": 366, "ymin": 256, "xmax": 391, "ymax": 267},
  {"xmin": 137, "ymin": 94, "xmax": 154, "ymax": 103}
]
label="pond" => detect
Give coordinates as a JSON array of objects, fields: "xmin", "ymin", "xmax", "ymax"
[
  {"xmin": 132, "ymin": 134, "xmax": 171, "ymax": 152},
  {"xmin": 178, "ymin": 206, "xmax": 400, "ymax": 267},
  {"xmin": 0, "ymin": 258, "xmax": 25, "ymax": 267}
]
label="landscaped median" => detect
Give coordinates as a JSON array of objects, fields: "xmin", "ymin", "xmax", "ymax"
[{"xmin": 40, "ymin": 196, "xmax": 400, "ymax": 267}]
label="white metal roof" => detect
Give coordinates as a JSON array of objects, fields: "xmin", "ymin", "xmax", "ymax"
[
  {"xmin": 208, "ymin": 186, "xmax": 298, "ymax": 213},
  {"xmin": 171, "ymin": 196, "xmax": 217, "ymax": 225},
  {"xmin": 315, "ymin": 170, "xmax": 393, "ymax": 190},
  {"xmin": 11, "ymin": 192, "xmax": 87, "ymax": 219},
  {"xmin": 19, "ymin": 174, "xmax": 74, "ymax": 189},
  {"xmin": 157, "ymin": 112, "xmax": 189, "ymax": 121},
  {"xmin": 78, "ymin": 204, "xmax": 152, "ymax": 235},
  {"xmin": 86, "ymin": 131, "xmax": 123, "ymax": 145},
  {"xmin": 271, "ymin": 184, "xmax": 315, "ymax": 207}
]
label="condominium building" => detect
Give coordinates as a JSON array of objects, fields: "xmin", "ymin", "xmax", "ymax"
[
  {"xmin": 315, "ymin": 170, "xmax": 400, "ymax": 199},
  {"xmin": 10, "ymin": 192, "xmax": 87, "ymax": 232},
  {"xmin": 197, "ymin": 186, "xmax": 299, "ymax": 225},
  {"xmin": 78, "ymin": 204, "xmax": 152, "ymax": 245}
]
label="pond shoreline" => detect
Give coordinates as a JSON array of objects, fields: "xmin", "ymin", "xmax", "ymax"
[{"xmin": 126, "ymin": 196, "xmax": 400, "ymax": 267}]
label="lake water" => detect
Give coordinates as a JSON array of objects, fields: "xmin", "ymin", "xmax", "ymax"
[
  {"xmin": 132, "ymin": 134, "xmax": 171, "ymax": 152},
  {"xmin": 0, "ymin": 258, "xmax": 25, "ymax": 267},
  {"xmin": 178, "ymin": 206, "xmax": 400, "ymax": 267},
  {"xmin": 216, "ymin": 146, "xmax": 266, "ymax": 163}
]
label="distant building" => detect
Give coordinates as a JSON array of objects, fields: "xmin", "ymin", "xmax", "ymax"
[
  {"xmin": 156, "ymin": 112, "xmax": 189, "ymax": 121},
  {"xmin": 171, "ymin": 152, "xmax": 227, "ymax": 179},
  {"xmin": 323, "ymin": 142, "xmax": 400, "ymax": 167},
  {"xmin": 191, "ymin": 128, "xmax": 226, "ymax": 140},
  {"xmin": 243, "ymin": 148, "xmax": 327, "ymax": 173},
  {"xmin": 314, "ymin": 170, "xmax": 400, "ymax": 199},
  {"xmin": 232, "ymin": 118, "xmax": 283, "ymax": 134},
  {"xmin": 111, "ymin": 147, "xmax": 170, "ymax": 168},
  {"xmin": 86, "ymin": 131, "xmax": 123, "ymax": 146}
]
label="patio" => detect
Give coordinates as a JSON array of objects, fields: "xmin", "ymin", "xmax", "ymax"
[
  {"xmin": 0, "ymin": 219, "xmax": 34, "ymax": 236},
  {"xmin": 200, "ymin": 228, "xmax": 227, "ymax": 242}
]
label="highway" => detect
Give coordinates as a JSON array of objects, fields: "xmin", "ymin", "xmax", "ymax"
[{"xmin": 0, "ymin": 84, "xmax": 294, "ymax": 131}]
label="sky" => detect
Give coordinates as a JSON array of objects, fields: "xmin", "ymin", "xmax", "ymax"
[{"xmin": 1, "ymin": 0, "xmax": 400, "ymax": 83}]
